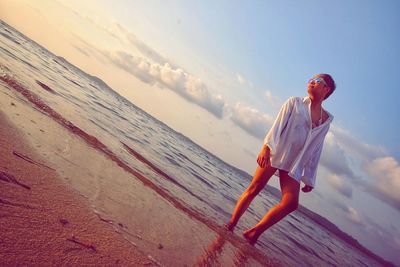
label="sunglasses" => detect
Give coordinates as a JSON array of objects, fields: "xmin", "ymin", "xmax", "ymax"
[{"xmin": 308, "ymin": 77, "xmax": 327, "ymax": 86}]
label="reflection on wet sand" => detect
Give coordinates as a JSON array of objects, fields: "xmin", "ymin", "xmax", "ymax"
[
  {"xmin": 195, "ymin": 233, "xmax": 227, "ymax": 266},
  {"xmin": 195, "ymin": 230, "xmax": 279, "ymax": 267}
]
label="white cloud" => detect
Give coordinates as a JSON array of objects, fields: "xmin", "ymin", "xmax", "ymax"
[
  {"xmin": 113, "ymin": 22, "xmax": 169, "ymax": 64},
  {"xmin": 236, "ymin": 73, "xmax": 245, "ymax": 85},
  {"xmin": 330, "ymin": 126, "xmax": 387, "ymax": 161},
  {"xmin": 58, "ymin": 1, "xmax": 168, "ymax": 64},
  {"xmin": 100, "ymin": 50, "xmax": 226, "ymax": 118},
  {"xmin": 235, "ymin": 73, "xmax": 253, "ymax": 88},
  {"xmin": 264, "ymin": 90, "xmax": 282, "ymax": 108},
  {"xmin": 324, "ymin": 126, "xmax": 400, "ymax": 211},
  {"xmin": 327, "ymin": 174, "xmax": 353, "ymax": 198},
  {"xmin": 363, "ymin": 157, "xmax": 400, "ymax": 210},
  {"xmin": 321, "ymin": 131, "xmax": 356, "ymax": 180},
  {"xmin": 347, "ymin": 206, "xmax": 363, "ymax": 225},
  {"xmin": 230, "ymin": 102, "xmax": 274, "ymax": 139},
  {"xmin": 62, "ymin": 5, "xmax": 226, "ymax": 119},
  {"xmin": 332, "ymin": 201, "xmax": 364, "ymax": 226}
]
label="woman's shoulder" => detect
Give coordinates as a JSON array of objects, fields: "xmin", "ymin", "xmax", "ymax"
[
  {"xmin": 279, "ymin": 97, "xmax": 304, "ymax": 110},
  {"xmin": 285, "ymin": 96, "xmax": 305, "ymax": 105}
]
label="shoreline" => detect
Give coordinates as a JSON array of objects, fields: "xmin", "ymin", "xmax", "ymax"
[{"xmin": 0, "ymin": 111, "xmax": 151, "ymax": 266}]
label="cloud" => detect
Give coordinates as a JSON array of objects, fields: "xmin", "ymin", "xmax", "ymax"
[
  {"xmin": 70, "ymin": 33, "xmax": 109, "ymax": 64},
  {"xmin": 57, "ymin": 1, "xmax": 169, "ymax": 65},
  {"xmin": 236, "ymin": 73, "xmax": 245, "ymax": 85},
  {"xmin": 100, "ymin": 50, "xmax": 225, "ymax": 118},
  {"xmin": 230, "ymin": 102, "xmax": 274, "ymax": 139},
  {"xmin": 347, "ymin": 206, "xmax": 363, "ymax": 225},
  {"xmin": 363, "ymin": 157, "xmax": 400, "ymax": 210},
  {"xmin": 321, "ymin": 131, "xmax": 357, "ymax": 180},
  {"xmin": 236, "ymin": 73, "xmax": 253, "ymax": 88},
  {"xmin": 332, "ymin": 201, "xmax": 364, "ymax": 226},
  {"xmin": 264, "ymin": 90, "xmax": 282, "ymax": 108},
  {"xmin": 330, "ymin": 126, "xmax": 387, "ymax": 161},
  {"xmin": 112, "ymin": 22, "xmax": 169, "ymax": 64},
  {"xmin": 62, "ymin": 6, "xmax": 225, "ymax": 118},
  {"xmin": 324, "ymin": 126, "xmax": 400, "ymax": 211},
  {"xmin": 327, "ymin": 174, "xmax": 353, "ymax": 198},
  {"xmin": 71, "ymin": 43, "xmax": 91, "ymax": 58}
]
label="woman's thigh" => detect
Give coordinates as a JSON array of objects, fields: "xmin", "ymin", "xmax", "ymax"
[
  {"xmin": 248, "ymin": 163, "xmax": 278, "ymax": 191},
  {"xmin": 278, "ymin": 170, "xmax": 300, "ymax": 201}
]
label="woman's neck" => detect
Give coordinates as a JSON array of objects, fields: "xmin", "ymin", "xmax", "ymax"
[{"xmin": 309, "ymin": 96, "xmax": 323, "ymax": 110}]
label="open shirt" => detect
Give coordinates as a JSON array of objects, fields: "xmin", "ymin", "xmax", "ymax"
[{"xmin": 263, "ymin": 96, "xmax": 333, "ymax": 187}]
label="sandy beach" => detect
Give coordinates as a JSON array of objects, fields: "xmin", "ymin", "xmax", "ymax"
[{"xmin": 0, "ymin": 111, "xmax": 152, "ymax": 265}]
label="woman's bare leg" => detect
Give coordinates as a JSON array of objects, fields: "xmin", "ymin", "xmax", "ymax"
[
  {"xmin": 242, "ymin": 170, "xmax": 300, "ymax": 245},
  {"xmin": 225, "ymin": 164, "xmax": 277, "ymax": 231}
]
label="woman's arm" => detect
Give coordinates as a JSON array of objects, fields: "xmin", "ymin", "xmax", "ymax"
[
  {"xmin": 263, "ymin": 97, "xmax": 294, "ymax": 156},
  {"xmin": 257, "ymin": 144, "xmax": 271, "ymax": 168},
  {"xmin": 302, "ymin": 139, "xmax": 325, "ymax": 190}
]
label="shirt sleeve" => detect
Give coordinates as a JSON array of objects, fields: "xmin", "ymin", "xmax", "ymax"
[
  {"xmin": 301, "ymin": 141, "xmax": 324, "ymax": 188},
  {"xmin": 302, "ymin": 119, "xmax": 332, "ymax": 188},
  {"xmin": 263, "ymin": 97, "xmax": 294, "ymax": 155}
]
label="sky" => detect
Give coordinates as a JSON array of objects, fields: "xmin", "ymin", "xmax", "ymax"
[{"xmin": 1, "ymin": 0, "xmax": 400, "ymax": 263}]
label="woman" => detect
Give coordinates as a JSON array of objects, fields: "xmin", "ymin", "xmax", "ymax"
[{"xmin": 224, "ymin": 74, "xmax": 336, "ymax": 245}]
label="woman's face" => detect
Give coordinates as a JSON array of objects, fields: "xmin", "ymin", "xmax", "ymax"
[{"xmin": 307, "ymin": 75, "xmax": 329, "ymax": 99}]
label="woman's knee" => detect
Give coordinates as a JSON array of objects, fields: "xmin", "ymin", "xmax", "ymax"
[
  {"xmin": 245, "ymin": 183, "xmax": 264, "ymax": 197},
  {"xmin": 244, "ymin": 165, "xmax": 276, "ymax": 197},
  {"xmin": 281, "ymin": 198, "xmax": 299, "ymax": 213},
  {"xmin": 278, "ymin": 170, "xmax": 300, "ymax": 213}
]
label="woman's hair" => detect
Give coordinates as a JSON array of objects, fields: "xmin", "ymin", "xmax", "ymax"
[{"xmin": 319, "ymin": 73, "xmax": 336, "ymax": 99}]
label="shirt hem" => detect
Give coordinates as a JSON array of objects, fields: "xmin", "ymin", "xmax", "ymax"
[{"xmin": 269, "ymin": 162, "xmax": 301, "ymax": 184}]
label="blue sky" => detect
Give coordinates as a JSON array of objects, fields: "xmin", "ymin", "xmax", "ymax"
[
  {"xmin": 118, "ymin": 0, "xmax": 400, "ymax": 155},
  {"xmin": 1, "ymin": 0, "xmax": 399, "ymax": 263},
  {"xmin": 96, "ymin": 0, "xmax": 400, "ymax": 155}
]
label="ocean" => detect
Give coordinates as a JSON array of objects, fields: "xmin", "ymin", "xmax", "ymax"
[{"xmin": 0, "ymin": 20, "xmax": 388, "ymax": 266}]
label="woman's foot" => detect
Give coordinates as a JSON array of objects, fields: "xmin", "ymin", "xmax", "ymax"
[{"xmin": 242, "ymin": 229, "xmax": 257, "ymax": 245}]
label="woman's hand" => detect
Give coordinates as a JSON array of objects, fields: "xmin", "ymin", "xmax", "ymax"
[
  {"xmin": 257, "ymin": 145, "xmax": 271, "ymax": 168},
  {"xmin": 301, "ymin": 185, "xmax": 313, "ymax": 193}
]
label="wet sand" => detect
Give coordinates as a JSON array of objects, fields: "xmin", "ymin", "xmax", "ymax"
[{"xmin": 0, "ymin": 112, "xmax": 152, "ymax": 265}]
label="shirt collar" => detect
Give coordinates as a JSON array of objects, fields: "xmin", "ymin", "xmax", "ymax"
[
  {"xmin": 302, "ymin": 96, "xmax": 334, "ymax": 123},
  {"xmin": 302, "ymin": 96, "xmax": 310, "ymax": 104}
]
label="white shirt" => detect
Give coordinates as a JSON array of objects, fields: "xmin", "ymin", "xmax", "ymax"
[{"xmin": 263, "ymin": 96, "xmax": 333, "ymax": 187}]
